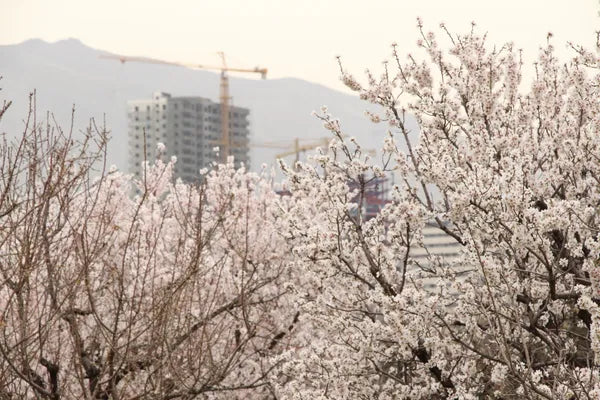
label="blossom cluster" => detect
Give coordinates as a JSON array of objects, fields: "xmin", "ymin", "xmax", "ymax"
[{"xmin": 274, "ymin": 22, "xmax": 600, "ymax": 399}]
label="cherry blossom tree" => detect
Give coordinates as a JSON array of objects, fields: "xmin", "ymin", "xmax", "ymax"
[
  {"xmin": 2, "ymin": 20, "xmax": 600, "ymax": 400},
  {"xmin": 274, "ymin": 22, "xmax": 600, "ymax": 399},
  {"xmin": 0, "ymin": 94, "xmax": 298, "ymax": 399}
]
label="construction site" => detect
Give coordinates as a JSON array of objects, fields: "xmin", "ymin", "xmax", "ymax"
[{"xmin": 102, "ymin": 51, "xmax": 395, "ymax": 223}]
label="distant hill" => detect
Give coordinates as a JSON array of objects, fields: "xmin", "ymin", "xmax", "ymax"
[{"xmin": 0, "ymin": 38, "xmax": 416, "ymax": 171}]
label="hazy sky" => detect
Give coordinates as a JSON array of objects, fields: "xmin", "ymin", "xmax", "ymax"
[{"xmin": 1, "ymin": 0, "xmax": 598, "ymax": 92}]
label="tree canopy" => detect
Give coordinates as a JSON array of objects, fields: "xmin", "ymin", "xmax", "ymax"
[{"xmin": 1, "ymin": 22, "xmax": 600, "ymax": 399}]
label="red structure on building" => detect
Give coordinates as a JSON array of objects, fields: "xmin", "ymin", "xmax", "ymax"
[{"xmin": 348, "ymin": 176, "xmax": 391, "ymax": 221}]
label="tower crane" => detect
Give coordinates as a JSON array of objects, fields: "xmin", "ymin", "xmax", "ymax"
[
  {"xmin": 251, "ymin": 137, "xmax": 376, "ymax": 164},
  {"xmin": 275, "ymin": 138, "xmax": 330, "ymax": 164},
  {"xmin": 250, "ymin": 137, "xmax": 334, "ymax": 164},
  {"xmin": 100, "ymin": 52, "xmax": 267, "ymax": 161}
]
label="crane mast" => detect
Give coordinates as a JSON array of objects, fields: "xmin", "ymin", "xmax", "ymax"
[
  {"xmin": 220, "ymin": 70, "xmax": 230, "ymax": 161},
  {"xmin": 218, "ymin": 52, "xmax": 231, "ymax": 161},
  {"xmin": 100, "ymin": 52, "xmax": 267, "ymax": 162}
]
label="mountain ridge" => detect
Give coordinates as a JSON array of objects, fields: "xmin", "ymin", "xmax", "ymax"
[{"xmin": 0, "ymin": 38, "xmax": 412, "ymax": 171}]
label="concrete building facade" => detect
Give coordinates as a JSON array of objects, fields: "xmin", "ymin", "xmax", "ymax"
[
  {"xmin": 128, "ymin": 92, "xmax": 250, "ymax": 182},
  {"xmin": 409, "ymin": 222, "xmax": 465, "ymax": 291}
]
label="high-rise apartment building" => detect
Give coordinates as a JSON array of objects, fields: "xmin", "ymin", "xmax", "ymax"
[{"xmin": 128, "ymin": 92, "xmax": 250, "ymax": 182}]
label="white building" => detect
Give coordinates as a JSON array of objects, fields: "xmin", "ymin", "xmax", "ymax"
[
  {"xmin": 411, "ymin": 223, "xmax": 461, "ymax": 265},
  {"xmin": 128, "ymin": 92, "xmax": 250, "ymax": 182},
  {"xmin": 409, "ymin": 222, "xmax": 465, "ymax": 290}
]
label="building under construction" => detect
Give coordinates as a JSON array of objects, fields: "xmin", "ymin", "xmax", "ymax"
[
  {"xmin": 347, "ymin": 176, "xmax": 391, "ymax": 221},
  {"xmin": 102, "ymin": 51, "xmax": 266, "ymax": 182},
  {"xmin": 127, "ymin": 92, "xmax": 250, "ymax": 182}
]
